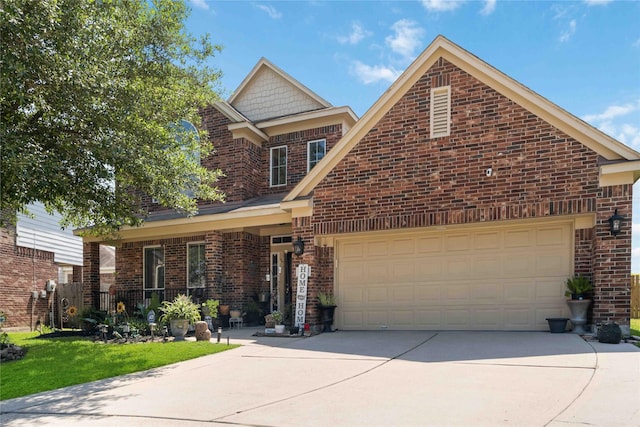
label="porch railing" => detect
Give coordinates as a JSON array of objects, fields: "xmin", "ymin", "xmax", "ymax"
[{"xmin": 93, "ymin": 288, "xmax": 212, "ymax": 316}]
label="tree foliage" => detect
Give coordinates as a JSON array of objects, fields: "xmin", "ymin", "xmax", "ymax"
[{"xmin": 0, "ymin": 0, "xmax": 225, "ymax": 235}]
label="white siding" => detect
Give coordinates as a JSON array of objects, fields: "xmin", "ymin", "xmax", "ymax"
[{"xmin": 16, "ymin": 203, "xmax": 83, "ymax": 266}]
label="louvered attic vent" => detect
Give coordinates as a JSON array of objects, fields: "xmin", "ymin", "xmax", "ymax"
[{"xmin": 430, "ymin": 86, "xmax": 451, "ymax": 138}]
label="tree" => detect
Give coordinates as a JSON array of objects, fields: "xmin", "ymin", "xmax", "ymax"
[{"xmin": 0, "ymin": 0, "xmax": 225, "ymax": 235}]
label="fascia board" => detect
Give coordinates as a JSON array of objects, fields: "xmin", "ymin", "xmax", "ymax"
[
  {"xmin": 256, "ymin": 107, "xmax": 358, "ymax": 137},
  {"xmin": 213, "ymin": 101, "xmax": 247, "ymax": 122},
  {"xmin": 80, "ymin": 207, "xmax": 291, "ymax": 243},
  {"xmin": 599, "ymin": 160, "xmax": 640, "ymax": 185},
  {"xmin": 227, "ymin": 122, "xmax": 269, "ymax": 146}
]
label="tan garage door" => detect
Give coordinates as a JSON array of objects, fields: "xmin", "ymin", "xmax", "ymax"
[{"xmin": 336, "ymin": 222, "xmax": 573, "ymax": 331}]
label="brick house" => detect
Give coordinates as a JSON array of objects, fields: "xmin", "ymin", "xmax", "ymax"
[{"xmin": 82, "ymin": 36, "xmax": 639, "ymax": 331}]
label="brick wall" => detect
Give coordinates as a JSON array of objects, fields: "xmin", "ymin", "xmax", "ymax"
[
  {"xmin": 0, "ymin": 227, "xmax": 58, "ymax": 329},
  {"xmin": 313, "ymin": 58, "xmax": 600, "ymax": 234},
  {"xmin": 221, "ymin": 232, "xmax": 269, "ymax": 308}
]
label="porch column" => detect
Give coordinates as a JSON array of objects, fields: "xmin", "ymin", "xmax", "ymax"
[
  {"xmin": 592, "ymin": 184, "xmax": 632, "ymax": 327},
  {"xmin": 205, "ymin": 231, "xmax": 223, "ymax": 299},
  {"xmin": 82, "ymin": 241, "xmax": 101, "ymax": 308}
]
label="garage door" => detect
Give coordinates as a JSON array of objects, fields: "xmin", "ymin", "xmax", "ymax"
[{"xmin": 336, "ymin": 222, "xmax": 572, "ymax": 331}]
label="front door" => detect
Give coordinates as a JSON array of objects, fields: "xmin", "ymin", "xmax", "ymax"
[{"xmin": 270, "ymin": 238, "xmax": 293, "ymax": 321}]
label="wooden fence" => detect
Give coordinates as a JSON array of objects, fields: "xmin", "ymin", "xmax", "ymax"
[{"xmin": 632, "ymin": 275, "xmax": 640, "ymax": 319}]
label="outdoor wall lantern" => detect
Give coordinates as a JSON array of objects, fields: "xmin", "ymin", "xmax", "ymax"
[
  {"xmin": 292, "ymin": 236, "xmax": 305, "ymax": 256},
  {"xmin": 608, "ymin": 209, "xmax": 624, "ymax": 236}
]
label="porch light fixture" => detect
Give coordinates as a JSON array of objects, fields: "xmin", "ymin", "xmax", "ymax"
[
  {"xmin": 608, "ymin": 209, "xmax": 624, "ymax": 236},
  {"xmin": 292, "ymin": 236, "xmax": 305, "ymax": 256}
]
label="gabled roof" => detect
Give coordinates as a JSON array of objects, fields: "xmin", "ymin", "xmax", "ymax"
[
  {"xmin": 228, "ymin": 58, "xmax": 331, "ymax": 122},
  {"xmin": 285, "ymin": 35, "xmax": 640, "ymax": 202}
]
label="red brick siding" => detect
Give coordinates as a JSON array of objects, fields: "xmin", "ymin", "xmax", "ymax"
[
  {"xmin": 592, "ymin": 185, "xmax": 632, "ymax": 324},
  {"xmin": 221, "ymin": 232, "xmax": 268, "ymax": 308},
  {"xmin": 313, "ymin": 58, "xmax": 600, "ymax": 234},
  {"xmin": 263, "ymin": 125, "xmax": 343, "ymax": 195},
  {"xmin": 0, "ymin": 227, "xmax": 58, "ymax": 329}
]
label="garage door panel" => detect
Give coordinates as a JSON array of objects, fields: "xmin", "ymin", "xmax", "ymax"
[
  {"xmin": 475, "ymin": 232, "xmax": 501, "ymax": 250},
  {"xmin": 504, "ymin": 280, "xmax": 534, "ymax": 303},
  {"xmin": 475, "ymin": 309, "xmax": 503, "ymax": 328},
  {"xmin": 366, "ymin": 287, "xmax": 388, "ymax": 304},
  {"xmin": 416, "ymin": 258, "xmax": 443, "ymax": 277},
  {"xmin": 415, "ymin": 284, "xmax": 442, "ymax": 301},
  {"xmin": 366, "ymin": 263, "xmax": 389, "ymax": 283},
  {"xmin": 446, "ymin": 234, "xmax": 471, "ymax": 251},
  {"xmin": 503, "ymin": 254, "xmax": 534, "ymax": 277},
  {"xmin": 390, "ymin": 238, "xmax": 415, "ymax": 255},
  {"xmin": 390, "ymin": 310, "xmax": 414, "ymax": 326},
  {"xmin": 445, "ymin": 256, "xmax": 473, "ymax": 277},
  {"xmin": 390, "ymin": 285, "xmax": 414, "ymax": 303},
  {"xmin": 337, "ymin": 222, "xmax": 572, "ymax": 331},
  {"xmin": 473, "ymin": 282, "xmax": 502, "ymax": 303},
  {"xmin": 367, "ymin": 240, "xmax": 388, "ymax": 257},
  {"xmin": 416, "ymin": 236, "xmax": 443, "ymax": 253}
]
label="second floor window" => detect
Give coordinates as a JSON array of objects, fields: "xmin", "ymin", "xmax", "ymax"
[
  {"xmin": 307, "ymin": 139, "xmax": 326, "ymax": 172},
  {"xmin": 270, "ymin": 146, "xmax": 287, "ymax": 187}
]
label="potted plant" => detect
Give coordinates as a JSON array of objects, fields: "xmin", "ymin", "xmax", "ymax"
[
  {"xmin": 201, "ymin": 299, "xmax": 219, "ymax": 329},
  {"xmin": 565, "ymin": 275, "xmax": 593, "ymax": 300},
  {"xmin": 564, "ymin": 275, "xmax": 592, "ymax": 334},
  {"xmin": 159, "ymin": 294, "xmax": 201, "ymax": 341},
  {"xmin": 271, "ymin": 310, "xmax": 285, "ymax": 334},
  {"xmin": 318, "ymin": 291, "xmax": 337, "ymax": 332}
]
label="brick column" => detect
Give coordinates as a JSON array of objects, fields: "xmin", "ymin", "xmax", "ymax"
[
  {"xmin": 82, "ymin": 242, "xmax": 101, "ymax": 308},
  {"xmin": 205, "ymin": 232, "xmax": 223, "ymax": 299},
  {"xmin": 592, "ymin": 184, "xmax": 632, "ymax": 326}
]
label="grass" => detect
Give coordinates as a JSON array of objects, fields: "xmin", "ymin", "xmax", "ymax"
[
  {"xmin": 0, "ymin": 332, "xmax": 238, "ymax": 400},
  {"xmin": 631, "ymin": 318, "xmax": 640, "ymax": 337}
]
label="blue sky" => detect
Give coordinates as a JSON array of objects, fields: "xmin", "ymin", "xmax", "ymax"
[{"xmin": 186, "ymin": 0, "xmax": 640, "ymax": 270}]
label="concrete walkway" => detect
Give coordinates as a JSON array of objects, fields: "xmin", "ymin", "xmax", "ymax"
[{"xmin": 1, "ymin": 328, "xmax": 638, "ymax": 426}]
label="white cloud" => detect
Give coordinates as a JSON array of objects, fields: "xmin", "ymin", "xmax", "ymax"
[
  {"xmin": 256, "ymin": 4, "xmax": 282, "ymax": 19},
  {"xmin": 583, "ymin": 102, "xmax": 639, "ymax": 122},
  {"xmin": 385, "ymin": 19, "xmax": 425, "ymax": 59},
  {"xmin": 480, "ymin": 0, "xmax": 497, "ymax": 16},
  {"xmin": 559, "ymin": 19, "xmax": 577, "ymax": 42},
  {"xmin": 349, "ymin": 61, "xmax": 401, "ymax": 85},
  {"xmin": 421, "ymin": 0, "xmax": 464, "ymax": 12},
  {"xmin": 190, "ymin": 0, "xmax": 209, "ymax": 10},
  {"xmin": 583, "ymin": 99, "xmax": 640, "ymax": 148},
  {"xmin": 337, "ymin": 22, "xmax": 372, "ymax": 45},
  {"xmin": 584, "ymin": 0, "xmax": 614, "ymax": 5}
]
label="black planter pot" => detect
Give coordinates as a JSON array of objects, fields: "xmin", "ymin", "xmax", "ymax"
[
  {"xmin": 319, "ymin": 305, "xmax": 337, "ymax": 332},
  {"xmin": 546, "ymin": 317, "xmax": 569, "ymax": 333}
]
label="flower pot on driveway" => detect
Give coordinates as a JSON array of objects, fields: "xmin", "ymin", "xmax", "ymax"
[
  {"xmin": 546, "ymin": 318, "xmax": 569, "ymax": 333},
  {"xmin": 319, "ymin": 305, "xmax": 337, "ymax": 332}
]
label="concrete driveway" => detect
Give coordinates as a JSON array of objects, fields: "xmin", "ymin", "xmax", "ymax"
[{"xmin": 1, "ymin": 329, "xmax": 639, "ymax": 427}]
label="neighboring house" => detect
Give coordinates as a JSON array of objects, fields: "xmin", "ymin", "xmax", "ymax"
[
  {"xmin": 81, "ymin": 36, "xmax": 639, "ymax": 331},
  {"xmin": 0, "ymin": 203, "xmax": 83, "ymax": 329}
]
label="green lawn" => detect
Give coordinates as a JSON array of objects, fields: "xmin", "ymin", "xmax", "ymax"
[
  {"xmin": 631, "ymin": 318, "xmax": 640, "ymax": 337},
  {"xmin": 0, "ymin": 332, "xmax": 238, "ymax": 400}
]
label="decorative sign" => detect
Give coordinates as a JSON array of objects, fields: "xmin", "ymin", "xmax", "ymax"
[
  {"xmin": 294, "ymin": 264, "xmax": 310, "ymax": 327},
  {"xmin": 147, "ymin": 310, "xmax": 156, "ymax": 324}
]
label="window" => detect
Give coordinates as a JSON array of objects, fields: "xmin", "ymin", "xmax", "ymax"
[
  {"xmin": 307, "ymin": 139, "xmax": 326, "ymax": 172},
  {"xmin": 144, "ymin": 247, "xmax": 164, "ymax": 289},
  {"xmin": 430, "ymin": 86, "xmax": 451, "ymax": 138},
  {"xmin": 270, "ymin": 146, "xmax": 287, "ymax": 187},
  {"xmin": 187, "ymin": 242, "xmax": 206, "ymax": 288},
  {"xmin": 177, "ymin": 120, "xmax": 201, "ymax": 198}
]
